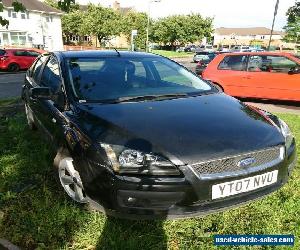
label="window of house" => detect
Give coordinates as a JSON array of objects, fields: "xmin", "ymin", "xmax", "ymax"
[
  {"xmin": 248, "ymin": 55, "xmax": 298, "ymax": 73},
  {"xmin": 45, "ymin": 15, "xmax": 53, "ymax": 22},
  {"xmin": 84, "ymin": 36, "xmax": 91, "ymax": 42},
  {"xmin": 10, "ymin": 32, "xmax": 27, "ymax": 46},
  {"xmin": 218, "ymin": 55, "xmax": 248, "ymax": 71},
  {"xmin": 8, "ymin": 10, "xmax": 17, "ymax": 18},
  {"xmin": 20, "ymin": 11, "xmax": 29, "ymax": 19}
]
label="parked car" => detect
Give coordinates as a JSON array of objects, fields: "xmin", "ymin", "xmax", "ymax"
[
  {"xmin": 0, "ymin": 48, "xmax": 43, "ymax": 72},
  {"xmin": 202, "ymin": 52, "xmax": 300, "ymax": 101},
  {"xmin": 195, "ymin": 53, "xmax": 218, "ymax": 75},
  {"xmin": 176, "ymin": 46, "xmax": 185, "ymax": 52},
  {"xmin": 193, "ymin": 51, "xmax": 216, "ymax": 63},
  {"xmin": 22, "ymin": 50, "xmax": 296, "ymax": 219},
  {"xmin": 231, "ymin": 46, "xmax": 251, "ymax": 52},
  {"xmin": 184, "ymin": 44, "xmax": 197, "ymax": 52},
  {"xmin": 194, "ymin": 52, "xmax": 228, "ymax": 75},
  {"xmin": 195, "ymin": 44, "xmax": 214, "ymax": 53}
]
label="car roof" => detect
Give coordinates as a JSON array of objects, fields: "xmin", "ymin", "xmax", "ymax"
[
  {"xmin": 56, "ymin": 50, "xmax": 162, "ymax": 58},
  {"xmin": 218, "ymin": 51, "xmax": 295, "ymax": 57}
]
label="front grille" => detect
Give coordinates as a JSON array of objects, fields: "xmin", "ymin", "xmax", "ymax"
[{"xmin": 191, "ymin": 146, "xmax": 282, "ymax": 175}]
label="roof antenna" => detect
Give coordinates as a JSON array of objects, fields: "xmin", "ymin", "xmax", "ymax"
[
  {"xmin": 106, "ymin": 39, "xmax": 121, "ymax": 57},
  {"xmin": 114, "ymin": 48, "xmax": 121, "ymax": 57}
]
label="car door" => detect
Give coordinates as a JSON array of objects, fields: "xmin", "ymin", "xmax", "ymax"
[
  {"xmin": 36, "ymin": 56, "xmax": 67, "ymax": 145},
  {"xmin": 244, "ymin": 55, "xmax": 300, "ymax": 101},
  {"xmin": 23, "ymin": 54, "xmax": 48, "ymax": 120},
  {"xmin": 24, "ymin": 50, "xmax": 40, "ymax": 68},
  {"xmin": 13, "ymin": 50, "xmax": 31, "ymax": 69},
  {"xmin": 213, "ymin": 54, "xmax": 253, "ymax": 97}
]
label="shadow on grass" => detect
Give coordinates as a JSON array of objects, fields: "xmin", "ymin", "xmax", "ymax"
[
  {"xmin": 0, "ymin": 110, "xmax": 167, "ymax": 249},
  {"xmin": 96, "ymin": 217, "xmax": 167, "ymax": 250}
]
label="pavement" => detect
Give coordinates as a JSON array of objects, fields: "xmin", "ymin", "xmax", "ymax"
[
  {"xmin": 0, "ymin": 60, "xmax": 299, "ymax": 115},
  {"xmin": 0, "ymin": 72, "xmax": 25, "ymax": 99}
]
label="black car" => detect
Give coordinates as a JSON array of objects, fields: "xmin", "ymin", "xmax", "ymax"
[{"xmin": 22, "ymin": 51, "xmax": 297, "ymax": 219}]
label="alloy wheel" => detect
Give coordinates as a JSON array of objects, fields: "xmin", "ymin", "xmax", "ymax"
[{"xmin": 58, "ymin": 157, "xmax": 88, "ymax": 203}]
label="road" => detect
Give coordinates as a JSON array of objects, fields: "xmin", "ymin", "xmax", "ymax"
[
  {"xmin": 0, "ymin": 61, "xmax": 299, "ymax": 115},
  {"xmin": 0, "ymin": 72, "xmax": 25, "ymax": 99}
]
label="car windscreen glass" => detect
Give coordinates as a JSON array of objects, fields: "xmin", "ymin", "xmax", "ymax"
[{"xmin": 66, "ymin": 57, "xmax": 212, "ymax": 102}]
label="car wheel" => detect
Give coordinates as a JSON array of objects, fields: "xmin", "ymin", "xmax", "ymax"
[
  {"xmin": 58, "ymin": 157, "xmax": 88, "ymax": 203},
  {"xmin": 25, "ymin": 103, "xmax": 37, "ymax": 130},
  {"xmin": 8, "ymin": 63, "xmax": 20, "ymax": 72}
]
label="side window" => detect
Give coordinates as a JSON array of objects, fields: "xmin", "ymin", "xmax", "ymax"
[
  {"xmin": 32, "ymin": 56, "xmax": 47, "ymax": 82},
  {"xmin": 218, "ymin": 55, "xmax": 247, "ymax": 71},
  {"xmin": 0, "ymin": 50, "xmax": 6, "ymax": 56},
  {"xmin": 41, "ymin": 57, "xmax": 62, "ymax": 93},
  {"xmin": 267, "ymin": 56, "xmax": 297, "ymax": 73},
  {"xmin": 130, "ymin": 61, "xmax": 146, "ymax": 78},
  {"xmin": 13, "ymin": 50, "xmax": 27, "ymax": 56},
  {"xmin": 248, "ymin": 56, "xmax": 298, "ymax": 73},
  {"xmin": 152, "ymin": 60, "xmax": 192, "ymax": 85},
  {"xmin": 26, "ymin": 51, "xmax": 40, "ymax": 57}
]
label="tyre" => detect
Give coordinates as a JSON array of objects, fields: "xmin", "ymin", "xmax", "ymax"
[
  {"xmin": 25, "ymin": 103, "xmax": 37, "ymax": 130},
  {"xmin": 58, "ymin": 156, "xmax": 88, "ymax": 203},
  {"xmin": 7, "ymin": 63, "xmax": 20, "ymax": 72}
]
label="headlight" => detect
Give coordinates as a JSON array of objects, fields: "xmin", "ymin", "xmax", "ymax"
[
  {"xmin": 101, "ymin": 144, "xmax": 180, "ymax": 176},
  {"xmin": 278, "ymin": 118, "xmax": 293, "ymax": 149}
]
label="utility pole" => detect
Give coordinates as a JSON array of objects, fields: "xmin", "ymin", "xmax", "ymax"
[
  {"xmin": 146, "ymin": 0, "xmax": 161, "ymax": 52},
  {"xmin": 268, "ymin": 0, "xmax": 279, "ymax": 51}
]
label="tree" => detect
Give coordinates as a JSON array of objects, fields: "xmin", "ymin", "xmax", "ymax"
[
  {"xmin": 0, "ymin": 0, "xmax": 76, "ymax": 27},
  {"xmin": 122, "ymin": 11, "xmax": 148, "ymax": 49},
  {"xmin": 151, "ymin": 14, "xmax": 213, "ymax": 49},
  {"xmin": 81, "ymin": 5, "xmax": 122, "ymax": 46},
  {"xmin": 284, "ymin": 1, "xmax": 300, "ymax": 43},
  {"xmin": 61, "ymin": 10, "xmax": 85, "ymax": 44},
  {"xmin": 45, "ymin": 0, "xmax": 79, "ymax": 13}
]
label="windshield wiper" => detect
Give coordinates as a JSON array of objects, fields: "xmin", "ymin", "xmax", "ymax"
[{"xmin": 114, "ymin": 93, "xmax": 188, "ymax": 103}]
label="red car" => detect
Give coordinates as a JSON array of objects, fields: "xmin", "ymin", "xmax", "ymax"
[
  {"xmin": 202, "ymin": 52, "xmax": 300, "ymax": 101},
  {"xmin": 0, "ymin": 48, "xmax": 44, "ymax": 72}
]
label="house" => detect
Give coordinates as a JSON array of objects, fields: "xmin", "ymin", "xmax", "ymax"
[
  {"xmin": 0, "ymin": 0, "xmax": 64, "ymax": 51},
  {"xmin": 213, "ymin": 27, "xmax": 285, "ymax": 48}
]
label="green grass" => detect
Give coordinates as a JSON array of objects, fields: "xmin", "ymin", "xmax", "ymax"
[
  {"xmin": 0, "ymin": 101, "xmax": 299, "ymax": 249},
  {"xmin": 151, "ymin": 50, "xmax": 193, "ymax": 58}
]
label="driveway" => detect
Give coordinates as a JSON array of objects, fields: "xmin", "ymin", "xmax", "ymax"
[{"xmin": 0, "ymin": 72, "xmax": 25, "ymax": 99}]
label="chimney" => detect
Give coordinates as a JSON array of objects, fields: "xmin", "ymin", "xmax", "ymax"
[{"xmin": 112, "ymin": 1, "xmax": 121, "ymax": 11}]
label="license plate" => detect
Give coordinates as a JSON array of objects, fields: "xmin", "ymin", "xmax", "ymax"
[{"xmin": 212, "ymin": 170, "xmax": 278, "ymax": 200}]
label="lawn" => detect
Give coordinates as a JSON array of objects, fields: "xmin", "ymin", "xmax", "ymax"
[
  {"xmin": 151, "ymin": 49, "xmax": 193, "ymax": 58},
  {"xmin": 0, "ymin": 99, "xmax": 299, "ymax": 250}
]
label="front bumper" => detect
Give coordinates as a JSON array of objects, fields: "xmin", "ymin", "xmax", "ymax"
[{"xmin": 85, "ymin": 142, "xmax": 297, "ymax": 219}]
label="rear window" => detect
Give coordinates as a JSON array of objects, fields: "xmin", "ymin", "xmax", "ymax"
[{"xmin": 218, "ymin": 55, "xmax": 247, "ymax": 71}]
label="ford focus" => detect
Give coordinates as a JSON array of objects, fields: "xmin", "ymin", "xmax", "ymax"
[{"xmin": 22, "ymin": 51, "xmax": 297, "ymax": 219}]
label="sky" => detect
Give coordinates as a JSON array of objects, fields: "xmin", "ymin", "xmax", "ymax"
[{"xmin": 76, "ymin": 0, "xmax": 296, "ymax": 31}]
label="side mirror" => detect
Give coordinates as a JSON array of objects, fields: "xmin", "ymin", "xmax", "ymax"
[
  {"xmin": 29, "ymin": 87, "xmax": 52, "ymax": 100},
  {"xmin": 288, "ymin": 67, "xmax": 300, "ymax": 75}
]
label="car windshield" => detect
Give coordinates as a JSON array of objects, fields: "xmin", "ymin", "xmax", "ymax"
[{"xmin": 66, "ymin": 56, "xmax": 212, "ymax": 102}]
